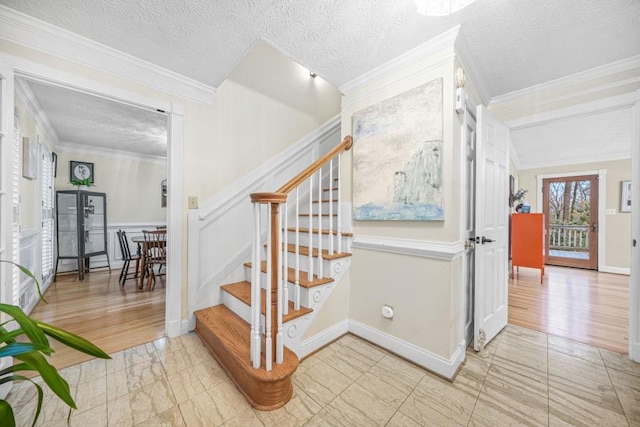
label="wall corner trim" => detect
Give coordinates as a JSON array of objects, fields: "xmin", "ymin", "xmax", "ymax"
[{"xmin": 352, "ymin": 235, "xmax": 464, "ymax": 260}]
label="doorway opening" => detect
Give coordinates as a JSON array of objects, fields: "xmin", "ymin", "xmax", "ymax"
[{"xmin": 542, "ymin": 174, "xmax": 599, "ymax": 270}]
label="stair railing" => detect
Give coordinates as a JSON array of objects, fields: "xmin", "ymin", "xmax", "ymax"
[{"xmin": 249, "ymin": 135, "xmax": 353, "ymax": 370}]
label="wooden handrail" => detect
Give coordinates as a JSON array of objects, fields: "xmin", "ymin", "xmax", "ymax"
[{"xmin": 277, "ymin": 135, "xmax": 353, "ymax": 195}]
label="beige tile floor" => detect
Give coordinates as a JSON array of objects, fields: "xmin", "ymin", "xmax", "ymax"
[{"xmin": 6, "ymin": 325, "xmax": 640, "ymax": 426}]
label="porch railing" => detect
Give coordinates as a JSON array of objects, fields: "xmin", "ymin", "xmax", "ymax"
[
  {"xmin": 549, "ymin": 224, "xmax": 589, "ymax": 252},
  {"xmin": 249, "ymin": 135, "xmax": 353, "ymax": 371}
]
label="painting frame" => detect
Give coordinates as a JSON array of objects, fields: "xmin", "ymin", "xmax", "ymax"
[
  {"xmin": 352, "ymin": 78, "xmax": 444, "ymax": 221},
  {"xmin": 70, "ymin": 160, "xmax": 94, "ymax": 184},
  {"xmin": 621, "ymin": 180, "xmax": 631, "ymax": 213}
]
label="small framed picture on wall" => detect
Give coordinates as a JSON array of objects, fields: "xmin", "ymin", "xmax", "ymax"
[
  {"xmin": 70, "ymin": 161, "xmax": 94, "ymax": 184},
  {"xmin": 621, "ymin": 180, "xmax": 631, "ymax": 213}
]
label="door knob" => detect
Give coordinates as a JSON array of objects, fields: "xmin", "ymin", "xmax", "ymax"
[{"xmin": 481, "ymin": 236, "xmax": 494, "ymax": 244}]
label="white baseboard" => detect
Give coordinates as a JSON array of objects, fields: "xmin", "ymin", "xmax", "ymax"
[
  {"xmin": 165, "ymin": 318, "xmax": 183, "ymax": 338},
  {"xmin": 181, "ymin": 320, "xmax": 190, "ymax": 335},
  {"xmin": 298, "ymin": 319, "xmax": 350, "ymax": 359},
  {"xmin": 348, "ymin": 319, "xmax": 465, "ymax": 380},
  {"xmin": 599, "ymin": 266, "xmax": 631, "ymax": 275}
]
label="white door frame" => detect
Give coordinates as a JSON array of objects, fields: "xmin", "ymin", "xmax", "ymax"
[
  {"xmin": 0, "ymin": 54, "xmax": 185, "ymax": 337},
  {"xmin": 631, "ymin": 90, "xmax": 640, "ymax": 362}
]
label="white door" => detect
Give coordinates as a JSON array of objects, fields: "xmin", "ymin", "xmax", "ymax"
[{"xmin": 474, "ymin": 105, "xmax": 510, "ymax": 351}]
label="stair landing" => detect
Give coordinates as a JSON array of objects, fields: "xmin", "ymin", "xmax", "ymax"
[{"xmin": 194, "ymin": 305, "xmax": 298, "ymax": 410}]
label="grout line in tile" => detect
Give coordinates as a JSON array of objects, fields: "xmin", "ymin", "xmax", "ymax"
[{"xmin": 599, "ymin": 348, "xmax": 633, "ymax": 427}]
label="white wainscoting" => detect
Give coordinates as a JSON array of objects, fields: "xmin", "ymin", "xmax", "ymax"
[
  {"xmin": 55, "ymin": 222, "xmax": 166, "ymax": 274},
  {"xmin": 19, "ymin": 229, "xmax": 40, "ymax": 315},
  {"xmin": 187, "ymin": 117, "xmax": 341, "ymax": 330},
  {"xmin": 351, "ymin": 235, "xmax": 465, "ymax": 260}
]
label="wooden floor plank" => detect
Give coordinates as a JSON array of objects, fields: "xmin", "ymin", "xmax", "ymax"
[
  {"xmin": 509, "ymin": 265, "xmax": 629, "ymax": 354},
  {"xmin": 26, "ymin": 270, "xmax": 165, "ymax": 370}
]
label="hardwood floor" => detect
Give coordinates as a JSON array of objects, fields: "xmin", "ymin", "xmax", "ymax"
[
  {"xmin": 509, "ymin": 265, "xmax": 629, "ymax": 354},
  {"xmin": 28, "ymin": 270, "xmax": 165, "ymax": 370}
]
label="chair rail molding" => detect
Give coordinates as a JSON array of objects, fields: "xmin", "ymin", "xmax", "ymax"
[
  {"xmin": 351, "ymin": 235, "xmax": 464, "ymax": 261},
  {"xmin": 187, "ymin": 117, "xmax": 341, "ymax": 329},
  {"xmin": 0, "ymin": 5, "xmax": 216, "ymax": 106}
]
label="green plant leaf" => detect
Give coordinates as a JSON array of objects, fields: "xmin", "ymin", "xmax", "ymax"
[
  {"xmin": 0, "ymin": 328, "xmax": 24, "ymax": 344},
  {"xmin": 35, "ymin": 321, "xmax": 111, "ymax": 359},
  {"xmin": 0, "ymin": 399, "xmax": 16, "ymax": 427},
  {"xmin": 0, "ymin": 376, "xmax": 44, "ymax": 427},
  {"xmin": 0, "ymin": 362, "xmax": 32, "ymax": 378},
  {"xmin": 0, "ymin": 261, "xmax": 46, "ymax": 302},
  {"xmin": 15, "ymin": 351, "xmax": 76, "ymax": 409},
  {"xmin": 0, "ymin": 305, "xmax": 50, "ymax": 355},
  {"xmin": 0, "ymin": 342, "xmax": 51, "ymax": 358}
]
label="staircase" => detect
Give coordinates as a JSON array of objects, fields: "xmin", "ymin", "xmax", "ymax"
[{"xmin": 194, "ymin": 135, "xmax": 353, "ymax": 410}]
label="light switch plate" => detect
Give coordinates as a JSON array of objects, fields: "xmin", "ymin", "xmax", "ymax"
[
  {"xmin": 605, "ymin": 209, "xmax": 616, "ymax": 215},
  {"xmin": 188, "ymin": 196, "xmax": 198, "ymax": 209}
]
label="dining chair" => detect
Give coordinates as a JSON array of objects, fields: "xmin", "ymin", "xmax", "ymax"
[
  {"xmin": 142, "ymin": 229, "xmax": 167, "ymax": 291},
  {"xmin": 116, "ymin": 230, "xmax": 140, "ymax": 287}
]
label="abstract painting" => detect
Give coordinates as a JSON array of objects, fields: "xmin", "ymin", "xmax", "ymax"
[{"xmin": 352, "ymin": 78, "xmax": 444, "ymax": 220}]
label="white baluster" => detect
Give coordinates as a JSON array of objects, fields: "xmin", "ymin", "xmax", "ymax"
[
  {"xmin": 276, "ymin": 204, "xmax": 284, "ymax": 364},
  {"xmin": 317, "ymin": 168, "xmax": 323, "ymax": 280},
  {"xmin": 337, "ymin": 154, "xmax": 343, "ymax": 254},
  {"xmin": 251, "ymin": 203, "xmax": 261, "ymax": 369},
  {"xmin": 265, "ymin": 203, "xmax": 273, "ymax": 372},
  {"xmin": 282, "ymin": 201, "xmax": 289, "ymax": 316},
  {"xmin": 295, "ymin": 187, "xmax": 301, "ymax": 311},
  {"xmin": 329, "ymin": 159, "xmax": 334, "ymax": 256},
  {"xmin": 308, "ymin": 175, "xmax": 314, "ymax": 281}
]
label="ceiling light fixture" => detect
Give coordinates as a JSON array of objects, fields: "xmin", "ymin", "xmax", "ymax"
[
  {"xmin": 309, "ymin": 72, "xmax": 317, "ymax": 78},
  {"xmin": 414, "ymin": 0, "xmax": 476, "ymax": 16}
]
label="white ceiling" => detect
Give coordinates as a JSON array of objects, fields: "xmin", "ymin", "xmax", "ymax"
[
  {"xmin": 511, "ymin": 108, "xmax": 633, "ymax": 169},
  {"xmin": 23, "ymin": 79, "xmax": 168, "ymax": 157},
  {"xmin": 3, "ymin": 0, "xmax": 639, "ymax": 164},
  {"xmin": 2, "ymin": 0, "xmax": 639, "ymax": 99}
]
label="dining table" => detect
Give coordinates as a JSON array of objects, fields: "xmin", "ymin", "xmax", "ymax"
[{"xmin": 131, "ymin": 235, "xmax": 166, "ymax": 290}]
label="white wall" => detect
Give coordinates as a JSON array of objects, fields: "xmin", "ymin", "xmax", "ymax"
[{"xmin": 54, "ymin": 151, "xmax": 167, "ymax": 223}]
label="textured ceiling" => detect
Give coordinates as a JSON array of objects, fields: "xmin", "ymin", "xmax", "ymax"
[
  {"xmin": 24, "ymin": 79, "xmax": 168, "ymax": 157},
  {"xmin": 511, "ymin": 108, "xmax": 632, "ymax": 169},
  {"xmin": 2, "ymin": 0, "xmax": 639, "ymax": 98}
]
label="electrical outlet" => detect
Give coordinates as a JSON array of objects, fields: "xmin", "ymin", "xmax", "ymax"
[
  {"xmin": 605, "ymin": 209, "xmax": 616, "ymax": 215},
  {"xmin": 188, "ymin": 196, "xmax": 198, "ymax": 209}
]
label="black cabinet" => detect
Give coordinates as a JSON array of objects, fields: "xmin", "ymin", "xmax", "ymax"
[{"xmin": 55, "ymin": 190, "xmax": 110, "ymax": 280}]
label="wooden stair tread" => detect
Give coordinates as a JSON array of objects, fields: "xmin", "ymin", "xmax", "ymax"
[
  {"xmin": 244, "ymin": 262, "xmax": 334, "ymax": 288},
  {"xmin": 287, "ymin": 227, "xmax": 353, "ymax": 237},
  {"xmin": 194, "ymin": 305, "xmax": 297, "ymax": 410},
  {"xmin": 323, "ymin": 187, "xmax": 339, "ymax": 191},
  {"xmin": 312, "ymin": 199, "xmax": 338, "ymax": 203},
  {"xmin": 287, "ymin": 244, "xmax": 351, "ymax": 260},
  {"xmin": 221, "ymin": 281, "xmax": 313, "ymax": 322}
]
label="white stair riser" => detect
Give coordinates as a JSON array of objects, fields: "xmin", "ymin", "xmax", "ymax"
[
  {"xmin": 284, "ymin": 231, "xmax": 348, "ymax": 250},
  {"xmin": 296, "ymin": 216, "xmax": 338, "ymax": 229}
]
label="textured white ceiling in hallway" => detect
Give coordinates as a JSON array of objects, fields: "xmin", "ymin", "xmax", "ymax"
[
  {"xmin": 2, "ymin": 0, "xmax": 639, "ymax": 99},
  {"xmin": 23, "ymin": 79, "xmax": 168, "ymax": 157}
]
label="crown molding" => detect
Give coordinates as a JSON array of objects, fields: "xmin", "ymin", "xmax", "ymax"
[
  {"xmin": 56, "ymin": 141, "xmax": 167, "ymax": 164},
  {"xmin": 516, "ymin": 150, "xmax": 630, "ymax": 171},
  {"xmin": 339, "ymin": 26, "xmax": 460, "ymax": 96},
  {"xmin": 0, "ymin": 5, "xmax": 216, "ymax": 106},
  {"xmin": 489, "ymin": 55, "xmax": 640, "ymax": 114},
  {"xmin": 14, "ymin": 77, "xmax": 60, "ymax": 146}
]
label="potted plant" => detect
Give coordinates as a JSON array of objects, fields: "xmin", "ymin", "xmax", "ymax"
[
  {"xmin": 512, "ymin": 188, "xmax": 529, "ymax": 212},
  {"xmin": 0, "ymin": 260, "xmax": 110, "ymax": 426},
  {"xmin": 70, "ymin": 179, "xmax": 93, "ymax": 191}
]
